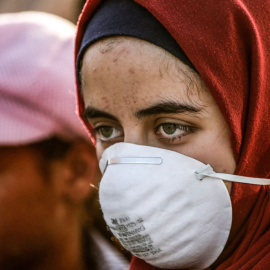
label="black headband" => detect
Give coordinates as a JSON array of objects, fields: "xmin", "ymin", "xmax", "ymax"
[{"xmin": 77, "ymin": 0, "xmax": 196, "ymax": 78}]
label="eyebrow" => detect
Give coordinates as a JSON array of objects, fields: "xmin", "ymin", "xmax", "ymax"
[
  {"xmin": 84, "ymin": 101, "xmax": 202, "ymax": 122},
  {"xmin": 135, "ymin": 101, "xmax": 202, "ymax": 119},
  {"xmin": 84, "ymin": 107, "xmax": 119, "ymax": 121}
]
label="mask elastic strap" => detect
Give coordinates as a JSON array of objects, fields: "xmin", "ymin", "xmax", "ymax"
[
  {"xmin": 102, "ymin": 157, "xmax": 163, "ymax": 173},
  {"xmin": 195, "ymin": 164, "xmax": 270, "ymax": 185}
]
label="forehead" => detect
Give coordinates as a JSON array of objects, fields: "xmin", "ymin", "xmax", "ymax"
[
  {"xmin": 81, "ymin": 37, "xmax": 208, "ymax": 112},
  {"xmin": 81, "ymin": 37, "xmax": 196, "ymax": 82}
]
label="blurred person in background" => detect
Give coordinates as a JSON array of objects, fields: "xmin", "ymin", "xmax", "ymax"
[
  {"xmin": 0, "ymin": 0, "xmax": 86, "ymax": 23},
  {"xmin": 0, "ymin": 11, "xmax": 128, "ymax": 270}
]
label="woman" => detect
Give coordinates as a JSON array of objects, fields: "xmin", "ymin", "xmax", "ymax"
[{"xmin": 75, "ymin": 0, "xmax": 270, "ymax": 269}]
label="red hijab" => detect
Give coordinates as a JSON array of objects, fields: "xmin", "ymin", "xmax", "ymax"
[{"xmin": 75, "ymin": 0, "xmax": 270, "ymax": 269}]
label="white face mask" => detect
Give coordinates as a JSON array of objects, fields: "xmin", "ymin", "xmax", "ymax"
[{"xmin": 98, "ymin": 143, "xmax": 270, "ymax": 270}]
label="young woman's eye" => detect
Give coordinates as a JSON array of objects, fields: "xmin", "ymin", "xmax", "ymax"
[
  {"xmin": 94, "ymin": 126, "xmax": 123, "ymax": 142},
  {"xmin": 162, "ymin": 123, "xmax": 178, "ymax": 135},
  {"xmin": 154, "ymin": 123, "xmax": 194, "ymax": 144}
]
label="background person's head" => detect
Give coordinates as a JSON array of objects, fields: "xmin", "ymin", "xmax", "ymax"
[{"xmin": 0, "ymin": 11, "xmax": 99, "ymax": 270}]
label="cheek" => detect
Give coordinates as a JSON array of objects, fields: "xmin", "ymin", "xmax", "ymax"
[
  {"xmin": 193, "ymin": 139, "xmax": 236, "ymax": 174},
  {"xmin": 190, "ymin": 125, "xmax": 236, "ymax": 173},
  {"xmin": 224, "ymin": 181, "xmax": 232, "ymax": 194},
  {"xmin": 96, "ymin": 144, "xmax": 105, "ymax": 161},
  {"xmin": 205, "ymin": 134, "xmax": 236, "ymax": 175}
]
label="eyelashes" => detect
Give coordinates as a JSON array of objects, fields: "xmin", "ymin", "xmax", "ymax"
[{"xmin": 154, "ymin": 123, "xmax": 195, "ymax": 144}]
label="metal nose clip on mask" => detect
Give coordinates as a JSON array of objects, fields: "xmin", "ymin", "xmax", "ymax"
[{"xmin": 98, "ymin": 143, "xmax": 270, "ymax": 270}]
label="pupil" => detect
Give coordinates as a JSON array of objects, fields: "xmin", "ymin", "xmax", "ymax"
[
  {"xmin": 101, "ymin": 127, "xmax": 113, "ymax": 137},
  {"xmin": 163, "ymin": 124, "xmax": 176, "ymax": 134}
]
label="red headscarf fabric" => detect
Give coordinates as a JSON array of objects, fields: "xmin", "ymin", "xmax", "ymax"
[{"xmin": 75, "ymin": 0, "xmax": 270, "ymax": 269}]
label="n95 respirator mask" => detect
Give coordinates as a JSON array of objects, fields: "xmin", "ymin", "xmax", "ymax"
[{"xmin": 98, "ymin": 143, "xmax": 270, "ymax": 269}]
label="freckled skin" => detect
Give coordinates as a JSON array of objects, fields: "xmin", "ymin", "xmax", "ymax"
[
  {"xmin": 129, "ymin": 68, "xmax": 135, "ymax": 74},
  {"xmin": 81, "ymin": 37, "xmax": 236, "ymax": 193}
]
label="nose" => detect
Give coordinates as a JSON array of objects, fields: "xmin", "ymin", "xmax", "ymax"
[{"xmin": 123, "ymin": 125, "xmax": 148, "ymax": 146}]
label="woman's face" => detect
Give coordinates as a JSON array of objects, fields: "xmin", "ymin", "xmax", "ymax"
[{"xmin": 81, "ymin": 37, "xmax": 236, "ymax": 192}]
